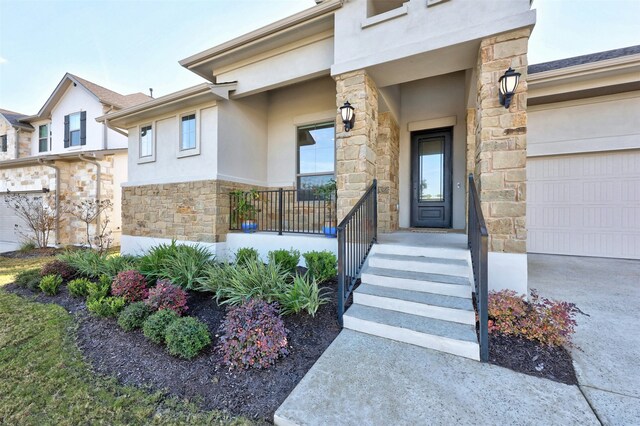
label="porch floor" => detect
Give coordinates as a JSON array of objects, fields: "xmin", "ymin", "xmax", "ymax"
[{"xmin": 377, "ymin": 229, "xmax": 467, "ymax": 250}]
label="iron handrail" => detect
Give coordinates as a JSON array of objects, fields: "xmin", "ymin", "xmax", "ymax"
[
  {"xmin": 468, "ymin": 174, "xmax": 489, "ymax": 362},
  {"xmin": 337, "ymin": 179, "xmax": 377, "ymax": 325}
]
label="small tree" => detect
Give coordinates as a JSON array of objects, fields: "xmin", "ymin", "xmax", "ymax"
[
  {"xmin": 3, "ymin": 191, "xmax": 58, "ymax": 248},
  {"xmin": 66, "ymin": 199, "xmax": 113, "ymax": 253}
]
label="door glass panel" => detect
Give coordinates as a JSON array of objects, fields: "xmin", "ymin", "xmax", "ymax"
[{"xmin": 418, "ymin": 136, "xmax": 444, "ymax": 202}]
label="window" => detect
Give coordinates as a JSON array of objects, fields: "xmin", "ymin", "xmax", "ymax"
[
  {"xmin": 69, "ymin": 112, "xmax": 81, "ymax": 147},
  {"xmin": 139, "ymin": 124, "xmax": 153, "ymax": 159},
  {"xmin": 296, "ymin": 122, "xmax": 335, "ymax": 193},
  {"xmin": 180, "ymin": 114, "xmax": 196, "ymax": 151},
  {"xmin": 39, "ymin": 124, "xmax": 49, "ymax": 153},
  {"xmin": 0, "ymin": 135, "xmax": 6, "ymax": 152},
  {"xmin": 366, "ymin": 0, "xmax": 407, "ymax": 17}
]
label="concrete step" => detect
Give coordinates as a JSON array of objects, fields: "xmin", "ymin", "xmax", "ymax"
[
  {"xmin": 371, "ymin": 242, "xmax": 470, "ymax": 260},
  {"xmin": 353, "ymin": 284, "xmax": 476, "ymax": 325},
  {"xmin": 343, "ymin": 304, "xmax": 480, "ymax": 360},
  {"xmin": 361, "ymin": 266, "xmax": 472, "ymax": 298},
  {"xmin": 368, "ymin": 253, "xmax": 470, "ymax": 278}
]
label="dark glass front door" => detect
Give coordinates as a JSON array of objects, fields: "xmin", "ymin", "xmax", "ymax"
[{"xmin": 411, "ymin": 128, "xmax": 452, "ymax": 228}]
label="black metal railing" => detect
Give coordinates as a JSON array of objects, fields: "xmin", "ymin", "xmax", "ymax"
[
  {"xmin": 337, "ymin": 179, "xmax": 377, "ymax": 325},
  {"xmin": 229, "ymin": 188, "xmax": 336, "ymax": 235},
  {"xmin": 468, "ymin": 174, "xmax": 489, "ymax": 362}
]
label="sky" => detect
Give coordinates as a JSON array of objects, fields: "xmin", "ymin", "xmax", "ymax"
[{"xmin": 0, "ymin": 0, "xmax": 638, "ymax": 114}]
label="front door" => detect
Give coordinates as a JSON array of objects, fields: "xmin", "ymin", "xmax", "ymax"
[{"xmin": 411, "ymin": 128, "xmax": 452, "ymax": 228}]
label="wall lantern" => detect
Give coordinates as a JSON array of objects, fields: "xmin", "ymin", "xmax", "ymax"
[
  {"xmin": 340, "ymin": 101, "xmax": 355, "ymax": 132},
  {"xmin": 498, "ymin": 67, "xmax": 521, "ymax": 108}
]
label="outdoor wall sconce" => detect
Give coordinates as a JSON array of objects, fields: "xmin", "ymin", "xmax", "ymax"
[
  {"xmin": 498, "ymin": 67, "xmax": 521, "ymax": 108},
  {"xmin": 340, "ymin": 101, "xmax": 355, "ymax": 132}
]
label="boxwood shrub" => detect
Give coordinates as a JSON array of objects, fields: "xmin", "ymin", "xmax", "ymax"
[
  {"xmin": 143, "ymin": 309, "xmax": 179, "ymax": 344},
  {"xmin": 165, "ymin": 317, "xmax": 211, "ymax": 359},
  {"xmin": 14, "ymin": 268, "xmax": 42, "ymax": 291},
  {"xmin": 118, "ymin": 301, "xmax": 151, "ymax": 331}
]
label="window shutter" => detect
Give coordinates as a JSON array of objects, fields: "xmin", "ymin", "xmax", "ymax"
[
  {"xmin": 64, "ymin": 115, "xmax": 70, "ymax": 148},
  {"xmin": 80, "ymin": 111, "xmax": 87, "ymax": 145}
]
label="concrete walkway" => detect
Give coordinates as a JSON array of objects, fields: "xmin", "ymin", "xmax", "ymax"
[{"xmin": 530, "ymin": 254, "xmax": 640, "ymax": 426}]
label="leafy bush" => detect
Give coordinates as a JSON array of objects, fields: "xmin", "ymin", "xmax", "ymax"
[
  {"xmin": 118, "ymin": 302, "xmax": 151, "ymax": 331},
  {"xmin": 39, "ymin": 274, "xmax": 63, "ymax": 296},
  {"xmin": 268, "ymin": 248, "xmax": 300, "ymax": 274},
  {"xmin": 219, "ymin": 299, "xmax": 288, "ymax": 369},
  {"xmin": 488, "ymin": 289, "xmax": 580, "ymax": 347},
  {"xmin": 194, "ymin": 262, "xmax": 234, "ymax": 294},
  {"xmin": 86, "ymin": 276, "xmax": 111, "ymax": 302},
  {"xmin": 67, "ymin": 278, "xmax": 92, "ymax": 298},
  {"xmin": 143, "ymin": 309, "xmax": 179, "ymax": 344},
  {"xmin": 14, "ymin": 268, "xmax": 42, "ymax": 291},
  {"xmin": 279, "ymin": 274, "xmax": 330, "ymax": 317},
  {"xmin": 40, "ymin": 260, "xmax": 77, "ymax": 282},
  {"xmin": 214, "ymin": 260, "xmax": 289, "ymax": 306},
  {"xmin": 137, "ymin": 241, "xmax": 212, "ymax": 289},
  {"xmin": 303, "ymin": 251, "xmax": 337, "ymax": 283},
  {"xmin": 87, "ymin": 296, "xmax": 126, "ymax": 318},
  {"xmin": 145, "ymin": 280, "xmax": 188, "ymax": 315},
  {"xmin": 19, "ymin": 240, "xmax": 37, "ymax": 253},
  {"xmin": 58, "ymin": 249, "xmax": 105, "ymax": 279},
  {"xmin": 165, "ymin": 317, "xmax": 211, "ymax": 359},
  {"xmin": 234, "ymin": 247, "xmax": 259, "ymax": 266},
  {"xmin": 111, "ymin": 270, "xmax": 148, "ymax": 302},
  {"xmin": 101, "ymin": 255, "xmax": 139, "ymax": 280}
]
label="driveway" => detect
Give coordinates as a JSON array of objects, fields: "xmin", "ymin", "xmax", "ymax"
[{"xmin": 530, "ymin": 254, "xmax": 640, "ymax": 426}]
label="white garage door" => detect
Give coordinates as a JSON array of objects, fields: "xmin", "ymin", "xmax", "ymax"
[
  {"xmin": 0, "ymin": 194, "xmax": 33, "ymax": 253},
  {"xmin": 528, "ymin": 150, "xmax": 640, "ymax": 259}
]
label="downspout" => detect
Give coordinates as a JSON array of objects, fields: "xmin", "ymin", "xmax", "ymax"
[
  {"xmin": 38, "ymin": 159, "xmax": 60, "ymax": 246},
  {"xmin": 78, "ymin": 154, "xmax": 102, "ymax": 234},
  {"xmin": 103, "ymin": 105, "xmax": 114, "ymax": 150},
  {"xmin": 14, "ymin": 129, "xmax": 20, "ymax": 159}
]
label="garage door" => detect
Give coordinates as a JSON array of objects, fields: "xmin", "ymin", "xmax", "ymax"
[
  {"xmin": 528, "ymin": 150, "xmax": 640, "ymax": 259},
  {"xmin": 0, "ymin": 194, "xmax": 34, "ymax": 252}
]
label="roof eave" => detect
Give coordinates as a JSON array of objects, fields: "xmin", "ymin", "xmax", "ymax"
[{"xmin": 0, "ymin": 148, "xmax": 127, "ymax": 170}]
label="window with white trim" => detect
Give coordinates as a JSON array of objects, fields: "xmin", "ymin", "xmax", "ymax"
[
  {"xmin": 69, "ymin": 112, "xmax": 81, "ymax": 147},
  {"xmin": 139, "ymin": 124, "xmax": 153, "ymax": 158},
  {"xmin": 296, "ymin": 121, "xmax": 335, "ymax": 190},
  {"xmin": 180, "ymin": 113, "xmax": 196, "ymax": 151},
  {"xmin": 39, "ymin": 124, "xmax": 49, "ymax": 153}
]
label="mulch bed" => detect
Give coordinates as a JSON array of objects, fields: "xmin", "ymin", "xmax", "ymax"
[
  {"xmin": 489, "ymin": 333, "xmax": 578, "ymax": 385},
  {"xmin": 5, "ymin": 280, "xmax": 341, "ymax": 422}
]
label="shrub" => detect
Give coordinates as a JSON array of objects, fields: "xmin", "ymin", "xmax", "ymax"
[
  {"xmin": 118, "ymin": 302, "xmax": 151, "ymax": 331},
  {"xmin": 58, "ymin": 249, "xmax": 105, "ymax": 279},
  {"xmin": 86, "ymin": 276, "xmax": 111, "ymax": 302},
  {"xmin": 101, "ymin": 255, "xmax": 139, "ymax": 280},
  {"xmin": 165, "ymin": 317, "xmax": 211, "ymax": 359},
  {"xmin": 39, "ymin": 274, "xmax": 63, "ymax": 296},
  {"xmin": 143, "ymin": 309, "xmax": 179, "ymax": 344},
  {"xmin": 234, "ymin": 247, "xmax": 259, "ymax": 266},
  {"xmin": 488, "ymin": 289, "xmax": 580, "ymax": 347},
  {"xmin": 194, "ymin": 262, "xmax": 235, "ymax": 294},
  {"xmin": 279, "ymin": 274, "xmax": 330, "ymax": 317},
  {"xmin": 268, "ymin": 248, "xmax": 300, "ymax": 274},
  {"xmin": 87, "ymin": 296, "xmax": 126, "ymax": 318},
  {"xmin": 68, "ymin": 278, "xmax": 92, "ymax": 298},
  {"xmin": 219, "ymin": 299, "xmax": 288, "ymax": 369},
  {"xmin": 111, "ymin": 270, "xmax": 148, "ymax": 302},
  {"xmin": 303, "ymin": 251, "xmax": 337, "ymax": 283},
  {"xmin": 14, "ymin": 268, "xmax": 42, "ymax": 291},
  {"xmin": 137, "ymin": 241, "xmax": 212, "ymax": 289},
  {"xmin": 214, "ymin": 260, "xmax": 289, "ymax": 306},
  {"xmin": 145, "ymin": 280, "xmax": 188, "ymax": 315},
  {"xmin": 40, "ymin": 259, "xmax": 77, "ymax": 282},
  {"xmin": 19, "ymin": 240, "xmax": 37, "ymax": 253}
]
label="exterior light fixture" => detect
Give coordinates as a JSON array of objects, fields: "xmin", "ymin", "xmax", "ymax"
[
  {"xmin": 498, "ymin": 67, "xmax": 521, "ymax": 108},
  {"xmin": 340, "ymin": 101, "xmax": 355, "ymax": 132}
]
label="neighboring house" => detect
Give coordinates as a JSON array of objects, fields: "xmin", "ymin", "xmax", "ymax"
[{"xmin": 0, "ymin": 73, "xmax": 151, "ymax": 251}]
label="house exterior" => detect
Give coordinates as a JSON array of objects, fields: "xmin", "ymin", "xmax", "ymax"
[
  {"xmin": 104, "ymin": 0, "xmax": 537, "ymax": 292},
  {"xmin": 0, "ymin": 73, "xmax": 151, "ymax": 251}
]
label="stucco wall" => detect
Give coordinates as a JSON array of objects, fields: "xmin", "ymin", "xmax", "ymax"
[
  {"xmin": 398, "ymin": 71, "xmax": 467, "ymax": 229},
  {"xmin": 266, "ymin": 77, "xmax": 336, "ymax": 187}
]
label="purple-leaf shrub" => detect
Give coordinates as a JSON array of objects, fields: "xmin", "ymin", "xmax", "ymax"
[
  {"xmin": 111, "ymin": 270, "xmax": 149, "ymax": 302},
  {"xmin": 40, "ymin": 260, "xmax": 77, "ymax": 282},
  {"xmin": 218, "ymin": 299, "xmax": 289, "ymax": 370},
  {"xmin": 488, "ymin": 289, "xmax": 580, "ymax": 347},
  {"xmin": 145, "ymin": 279, "xmax": 188, "ymax": 315}
]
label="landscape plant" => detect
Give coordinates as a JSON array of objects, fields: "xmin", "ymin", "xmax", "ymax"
[
  {"xmin": 39, "ymin": 274, "xmax": 63, "ymax": 296},
  {"xmin": 279, "ymin": 274, "xmax": 329, "ymax": 317},
  {"xmin": 302, "ymin": 251, "xmax": 337, "ymax": 283},
  {"xmin": 145, "ymin": 280, "xmax": 188, "ymax": 315},
  {"xmin": 65, "ymin": 198, "xmax": 114, "ymax": 253},
  {"xmin": 40, "ymin": 259, "xmax": 77, "ymax": 282},
  {"xmin": 13, "ymin": 268, "xmax": 42, "ymax": 291},
  {"xmin": 488, "ymin": 289, "xmax": 580, "ymax": 347},
  {"xmin": 87, "ymin": 296, "xmax": 126, "ymax": 318},
  {"xmin": 142, "ymin": 309, "xmax": 180, "ymax": 344},
  {"xmin": 234, "ymin": 247, "xmax": 259, "ymax": 266},
  {"xmin": 268, "ymin": 248, "xmax": 300, "ymax": 274},
  {"xmin": 137, "ymin": 241, "xmax": 212, "ymax": 289},
  {"xmin": 111, "ymin": 270, "xmax": 148, "ymax": 302},
  {"xmin": 117, "ymin": 302, "xmax": 152, "ymax": 331},
  {"xmin": 67, "ymin": 278, "xmax": 92, "ymax": 298},
  {"xmin": 165, "ymin": 317, "xmax": 211, "ymax": 359},
  {"xmin": 86, "ymin": 277, "xmax": 111, "ymax": 302},
  {"xmin": 213, "ymin": 259, "xmax": 288, "ymax": 306},
  {"xmin": 58, "ymin": 249, "xmax": 105, "ymax": 279},
  {"xmin": 218, "ymin": 299, "xmax": 289, "ymax": 369},
  {"xmin": 3, "ymin": 191, "xmax": 59, "ymax": 248}
]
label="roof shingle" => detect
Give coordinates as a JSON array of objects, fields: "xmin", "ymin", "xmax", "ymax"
[
  {"xmin": 69, "ymin": 74, "xmax": 153, "ymax": 109},
  {"xmin": 529, "ymin": 45, "xmax": 640, "ymax": 74}
]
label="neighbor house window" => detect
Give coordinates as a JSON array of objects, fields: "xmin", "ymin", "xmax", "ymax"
[
  {"xmin": 296, "ymin": 122, "xmax": 335, "ymax": 193},
  {"xmin": 39, "ymin": 124, "xmax": 49, "ymax": 153},
  {"xmin": 0, "ymin": 135, "xmax": 6, "ymax": 152},
  {"xmin": 69, "ymin": 112, "xmax": 81, "ymax": 146},
  {"xmin": 180, "ymin": 113, "xmax": 196, "ymax": 151},
  {"xmin": 139, "ymin": 124, "xmax": 153, "ymax": 158}
]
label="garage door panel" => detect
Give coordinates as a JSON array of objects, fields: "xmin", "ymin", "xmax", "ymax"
[
  {"xmin": 528, "ymin": 150, "xmax": 640, "ymax": 259},
  {"xmin": 0, "ymin": 194, "xmax": 37, "ymax": 249}
]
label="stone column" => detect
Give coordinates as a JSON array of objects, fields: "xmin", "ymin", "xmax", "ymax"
[
  {"xmin": 334, "ymin": 70, "xmax": 378, "ymax": 222},
  {"xmin": 475, "ymin": 29, "xmax": 530, "ymax": 254},
  {"xmin": 376, "ymin": 112, "xmax": 400, "ymax": 233}
]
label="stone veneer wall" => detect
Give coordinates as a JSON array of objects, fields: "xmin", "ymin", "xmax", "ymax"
[
  {"xmin": 335, "ymin": 70, "xmax": 379, "ymax": 222},
  {"xmin": 376, "ymin": 112, "xmax": 400, "ymax": 233},
  {"xmin": 0, "ymin": 164, "xmax": 55, "ymax": 192},
  {"xmin": 474, "ymin": 29, "xmax": 529, "ymax": 253}
]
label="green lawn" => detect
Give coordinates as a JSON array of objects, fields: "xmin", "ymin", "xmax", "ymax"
[{"xmin": 0, "ymin": 254, "xmax": 249, "ymax": 426}]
